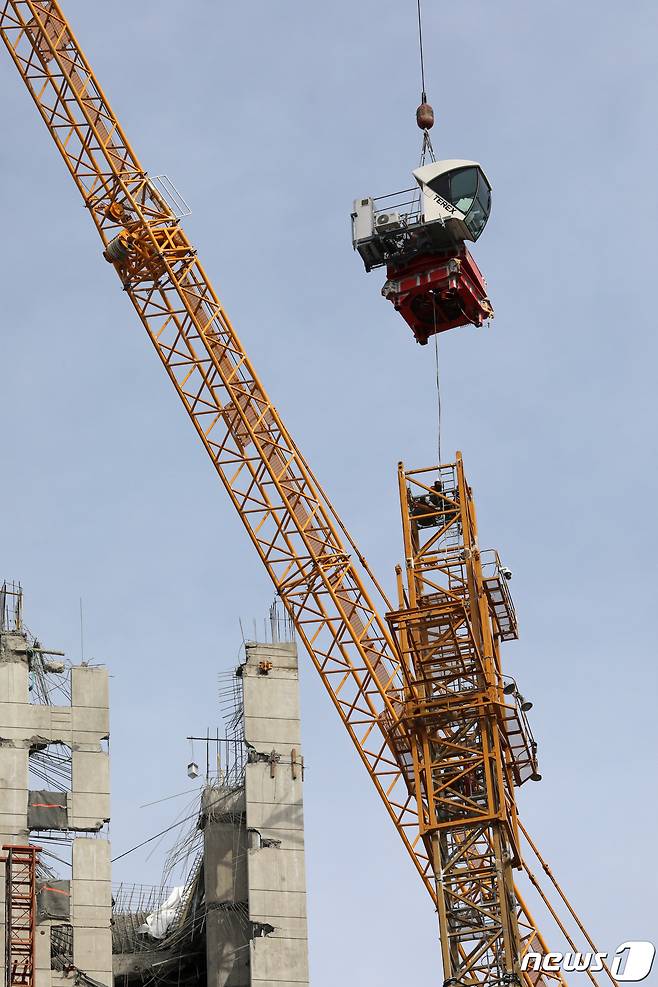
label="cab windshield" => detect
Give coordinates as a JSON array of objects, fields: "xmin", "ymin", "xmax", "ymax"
[{"xmin": 427, "ymin": 166, "xmax": 491, "ymax": 240}]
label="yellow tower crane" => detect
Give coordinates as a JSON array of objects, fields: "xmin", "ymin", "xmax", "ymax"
[{"xmin": 0, "ymin": 4, "xmax": 620, "ymax": 986}]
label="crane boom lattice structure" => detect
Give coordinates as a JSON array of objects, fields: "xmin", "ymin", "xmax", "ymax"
[
  {"xmin": 0, "ymin": 0, "xmax": 432, "ymax": 884},
  {"xmin": 0, "ymin": 4, "xmax": 617, "ymax": 985}
]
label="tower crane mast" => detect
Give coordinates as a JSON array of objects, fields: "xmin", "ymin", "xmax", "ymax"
[{"xmin": 0, "ymin": 4, "xmax": 616, "ymax": 986}]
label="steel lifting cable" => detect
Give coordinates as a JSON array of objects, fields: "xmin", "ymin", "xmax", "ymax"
[
  {"xmin": 432, "ymin": 306, "xmax": 442, "ymax": 466},
  {"xmin": 416, "ymin": 0, "xmax": 427, "ymax": 102},
  {"xmin": 417, "ymin": 0, "xmax": 442, "ymax": 466},
  {"xmin": 519, "ymin": 820, "xmax": 619, "ymax": 986},
  {"xmin": 416, "ymin": 0, "xmax": 436, "ymax": 164}
]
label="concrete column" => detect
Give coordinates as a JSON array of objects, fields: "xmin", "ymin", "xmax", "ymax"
[
  {"xmin": 35, "ymin": 923, "xmax": 52, "ymax": 987},
  {"xmin": 72, "ymin": 839, "xmax": 113, "ymax": 987},
  {"xmin": 0, "ymin": 615, "xmax": 112, "ymax": 987},
  {"xmin": 243, "ymin": 642, "xmax": 310, "ymax": 987},
  {"xmin": 203, "ymin": 785, "xmax": 250, "ymax": 987},
  {"xmin": 70, "ymin": 750, "xmax": 110, "ymax": 830},
  {"xmin": 204, "ymin": 641, "xmax": 310, "ymax": 987}
]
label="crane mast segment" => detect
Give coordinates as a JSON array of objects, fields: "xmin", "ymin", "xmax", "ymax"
[
  {"xmin": 387, "ymin": 458, "xmax": 550, "ymax": 986},
  {"xmin": 0, "ymin": 3, "xmax": 590, "ymax": 984}
]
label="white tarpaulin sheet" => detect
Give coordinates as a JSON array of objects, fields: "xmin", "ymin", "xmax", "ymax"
[{"xmin": 137, "ymin": 886, "xmax": 184, "ymax": 940}]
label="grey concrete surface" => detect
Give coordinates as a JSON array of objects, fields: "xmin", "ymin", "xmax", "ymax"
[
  {"xmin": 1, "ymin": 623, "xmax": 112, "ymax": 987},
  {"xmin": 204, "ymin": 641, "xmax": 310, "ymax": 987},
  {"xmin": 243, "ymin": 643, "xmax": 309, "ymax": 987}
]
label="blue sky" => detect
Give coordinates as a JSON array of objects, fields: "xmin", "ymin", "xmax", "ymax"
[{"xmin": 1, "ymin": 1, "xmax": 657, "ymax": 983}]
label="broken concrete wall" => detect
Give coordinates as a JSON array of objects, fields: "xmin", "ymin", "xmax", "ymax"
[
  {"xmin": 203, "ymin": 641, "xmax": 310, "ymax": 987},
  {"xmin": 0, "ymin": 618, "xmax": 113, "ymax": 987},
  {"xmin": 204, "ymin": 785, "xmax": 250, "ymax": 987}
]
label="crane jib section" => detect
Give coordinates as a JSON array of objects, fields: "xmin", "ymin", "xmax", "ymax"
[
  {"xmin": 0, "ymin": 4, "xmax": 577, "ymax": 986},
  {"xmin": 0, "ymin": 0, "xmax": 435, "ymax": 892}
]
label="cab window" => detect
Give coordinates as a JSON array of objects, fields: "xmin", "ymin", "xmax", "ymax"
[
  {"xmin": 449, "ymin": 167, "xmax": 478, "ymax": 212},
  {"xmin": 427, "ymin": 173, "xmax": 450, "ymax": 202},
  {"xmin": 464, "ymin": 172, "xmax": 491, "ymax": 239},
  {"xmin": 426, "ymin": 165, "xmax": 491, "ymax": 239}
]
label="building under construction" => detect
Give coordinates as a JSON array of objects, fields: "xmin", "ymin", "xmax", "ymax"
[
  {"xmin": 0, "ymin": 582, "xmax": 112, "ymax": 987},
  {"xmin": 114, "ymin": 637, "xmax": 310, "ymax": 987},
  {"xmin": 0, "ymin": 2, "xmax": 646, "ymax": 986},
  {"xmin": 1, "ymin": 584, "xmax": 310, "ymax": 987}
]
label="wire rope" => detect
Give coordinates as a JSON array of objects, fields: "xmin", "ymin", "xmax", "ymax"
[
  {"xmin": 433, "ymin": 304, "xmax": 442, "ymax": 465},
  {"xmin": 416, "ymin": 0, "xmax": 427, "ymax": 100},
  {"xmin": 415, "ymin": 0, "xmax": 436, "ymax": 163}
]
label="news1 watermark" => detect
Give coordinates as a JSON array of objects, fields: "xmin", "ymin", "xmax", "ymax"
[{"xmin": 521, "ymin": 941, "xmax": 655, "ymax": 981}]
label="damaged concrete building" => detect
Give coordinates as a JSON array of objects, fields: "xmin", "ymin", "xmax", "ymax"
[
  {"xmin": 1, "ymin": 584, "xmax": 310, "ymax": 987},
  {"xmin": 114, "ymin": 640, "xmax": 310, "ymax": 987},
  {"xmin": 0, "ymin": 582, "xmax": 112, "ymax": 987}
]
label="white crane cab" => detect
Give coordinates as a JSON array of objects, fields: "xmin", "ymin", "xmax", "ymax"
[
  {"xmin": 351, "ymin": 159, "xmax": 492, "ymax": 271},
  {"xmin": 351, "ymin": 160, "xmax": 494, "ymax": 344},
  {"xmin": 413, "ymin": 159, "xmax": 492, "ymax": 244}
]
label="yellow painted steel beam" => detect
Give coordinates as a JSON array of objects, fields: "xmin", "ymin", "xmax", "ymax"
[
  {"xmin": 0, "ymin": 5, "xmax": 610, "ymax": 985},
  {"xmin": 0, "ymin": 0, "xmax": 435, "ymax": 896},
  {"xmin": 392, "ymin": 458, "xmax": 566, "ymax": 987}
]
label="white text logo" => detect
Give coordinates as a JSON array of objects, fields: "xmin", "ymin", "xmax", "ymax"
[{"xmin": 521, "ymin": 942, "xmax": 655, "ymax": 981}]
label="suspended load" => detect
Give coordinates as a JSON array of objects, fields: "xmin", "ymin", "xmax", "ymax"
[{"xmin": 352, "ymin": 160, "xmax": 494, "ymax": 344}]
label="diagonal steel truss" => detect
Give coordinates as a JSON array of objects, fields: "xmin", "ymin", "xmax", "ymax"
[
  {"xmin": 0, "ymin": 0, "xmax": 430, "ymax": 894},
  {"xmin": 0, "ymin": 5, "xmax": 606, "ymax": 984},
  {"xmin": 388, "ymin": 460, "xmax": 563, "ymax": 986}
]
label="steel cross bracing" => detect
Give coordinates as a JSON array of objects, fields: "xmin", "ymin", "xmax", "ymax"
[
  {"xmin": 388, "ymin": 459, "xmax": 561, "ymax": 987},
  {"xmin": 0, "ymin": 0, "xmax": 431, "ymax": 891},
  {"xmin": 2, "ymin": 845, "xmax": 38, "ymax": 987},
  {"xmin": 0, "ymin": 4, "xmax": 597, "ymax": 984}
]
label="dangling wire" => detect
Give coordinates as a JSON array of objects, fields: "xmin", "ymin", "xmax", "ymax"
[
  {"xmin": 416, "ymin": 0, "xmax": 427, "ymax": 102},
  {"xmin": 432, "ymin": 303, "xmax": 442, "ymax": 466}
]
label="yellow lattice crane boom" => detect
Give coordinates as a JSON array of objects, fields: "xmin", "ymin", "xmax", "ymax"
[{"xmin": 0, "ymin": 4, "xmax": 618, "ymax": 986}]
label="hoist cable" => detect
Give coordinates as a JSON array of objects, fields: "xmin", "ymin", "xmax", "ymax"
[
  {"xmin": 415, "ymin": 0, "xmax": 435, "ymax": 164},
  {"xmin": 416, "ymin": 0, "xmax": 427, "ymax": 100},
  {"xmin": 432, "ymin": 305, "xmax": 442, "ymax": 465}
]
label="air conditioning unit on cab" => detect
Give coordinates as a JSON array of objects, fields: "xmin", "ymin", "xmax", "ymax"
[{"xmin": 374, "ymin": 211, "xmax": 401, "ymax": 233}]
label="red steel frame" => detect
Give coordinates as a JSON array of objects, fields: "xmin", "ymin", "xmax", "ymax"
[{"xmin": 2, "ymin": 845, "xmax": 39, "ymax": 987}]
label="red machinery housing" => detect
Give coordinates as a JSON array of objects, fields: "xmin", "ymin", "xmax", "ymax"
[
  {"xmin": 381, "ymin": 245, "xmax": 493, "ymax": 345},
  {"xmin": 352, "ymin": 160, "xmax": 495, "ymax": 345}
]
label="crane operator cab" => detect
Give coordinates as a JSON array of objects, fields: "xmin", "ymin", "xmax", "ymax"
[{"xmin": 352, "ymin": 160, "xmax": 494, "ymax": 344}]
